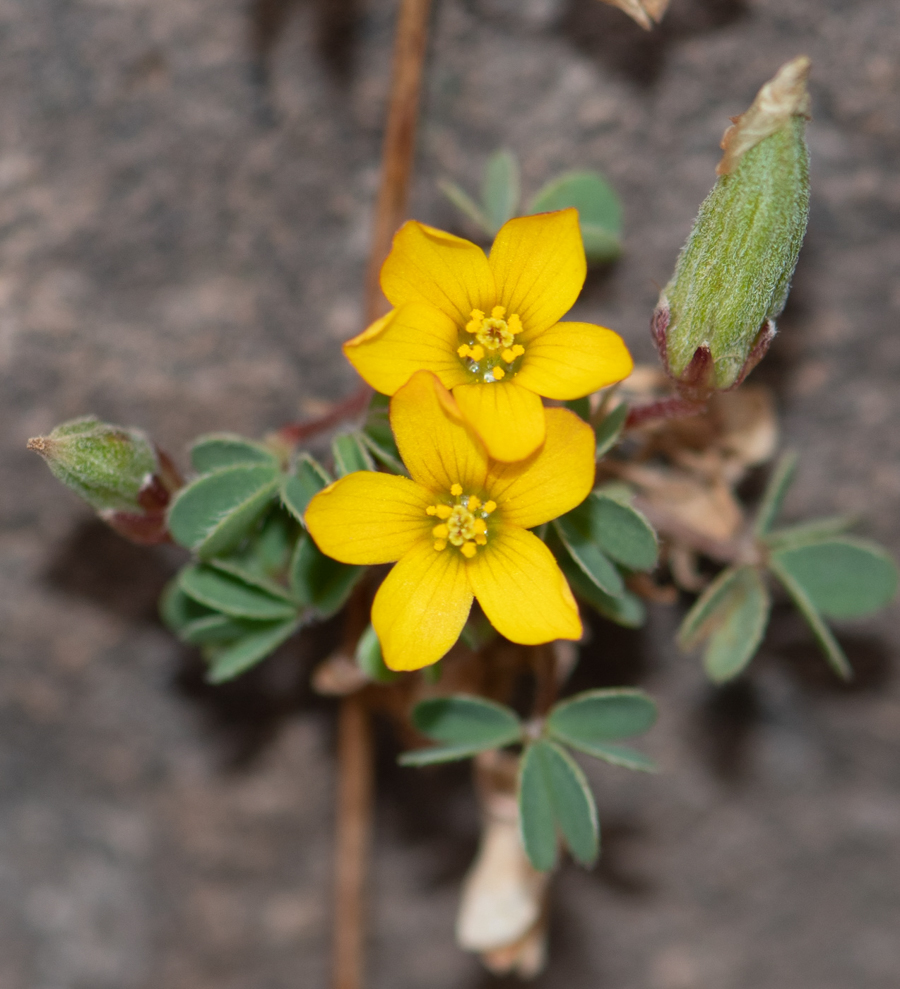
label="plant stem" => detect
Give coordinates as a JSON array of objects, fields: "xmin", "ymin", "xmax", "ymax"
[{"xmin": 331, "ymin": 4, "xmax": 432, "ymax": 988}]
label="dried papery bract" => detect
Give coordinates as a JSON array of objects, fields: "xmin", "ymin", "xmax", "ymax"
[
  {"xmin": 601, "ymin": 0, "xmax": 670, "ymax": 30},
  {"xmin": 653, "ymin": 56, "xmax": 811, "ymax": 399}
]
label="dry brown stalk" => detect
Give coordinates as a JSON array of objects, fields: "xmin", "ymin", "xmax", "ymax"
[{"xmin": 331, "ymin": 3, "xmax": 433, "ymax": 988}]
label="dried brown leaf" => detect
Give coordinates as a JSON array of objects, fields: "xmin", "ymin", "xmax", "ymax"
[{"xmin": 717, "ymin": 55, "xmax": 811, "ymax": 175}]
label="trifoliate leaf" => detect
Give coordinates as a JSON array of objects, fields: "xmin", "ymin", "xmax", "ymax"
[
  {"xmin": 401, "ymin": 695, "xmax": 522, "ymax": 766},
  {"xmin": 289, "ymin": 534, "xmax": 364, "ymax": 618},
  {"xmin": 753, "ymin": 449, "xmax": 798, "ymax": 536},
  {"xmin": 701, "ymin": 566, "xmax": 771, "ymax": 682},
  {"xmin": 178, "ymin": 565, "xmax": 298, "ymax": 621},
  {"xmin": 555, "ymin": 547, "xmax": 646, "ymax": 628},
  {"xmin": 591, "ymin": 494, "xmax": 658, "ymax": 572},
  {"xmin": 281, "ymin": 454, "xmax": 331, "ymax": 525},
  {"xmin": 554, "ymin": 509, "xmax": 624, "ymax": 598},
  {"xmin": 205, "ymin": 618, "xmax": 300, "ymax": 683},
  {"xmin": 547, "ymin": 689, "xmax": 658, "ymax": 745},
  {"xmin": 482, "ymin": 150, "xmax": 521, "ymax": 234},
  {"xmin": 529, "ymin": 171, "xmax": 622, "ymax": 264},
  {"xmin": 332, "ymin": 432, "xmax": 374, "ymax": 477}
]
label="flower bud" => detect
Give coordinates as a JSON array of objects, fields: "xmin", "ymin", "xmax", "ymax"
[
  {"xmin": 654, "ymin": 56, "xmax": 811, "ymax": 399},
  {"xmin": 28, "ymin": 417, "xmax": 181, "ymax": 543}
]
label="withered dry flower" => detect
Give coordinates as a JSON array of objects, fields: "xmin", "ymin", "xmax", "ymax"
[
  {"xmin": 718, "ymin": 56, "xmax": 812, "ymax": 176},
  {"xmin": 601, "ymin": 0, "xmax": 670, "ymax": 30}
]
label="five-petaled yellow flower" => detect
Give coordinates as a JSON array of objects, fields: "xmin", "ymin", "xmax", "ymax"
[
  {"xmin": 343, "ymin": 208, "xmax": 633, "ymax": 463},
  {"xmin": 305, "ymin": 370, "xmax": 596, "ymax": 670}
]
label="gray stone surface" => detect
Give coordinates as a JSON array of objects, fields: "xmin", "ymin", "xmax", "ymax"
[{"xmin": 1, "ymin": 0, "xmax": 899, "ymax": 985}]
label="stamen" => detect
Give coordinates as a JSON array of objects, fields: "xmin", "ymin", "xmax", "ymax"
[
  {"xmin": 426, "ymin": 505, "xmax": 437, "ymax": 516},
  {"xmin": 450, "ymin": 483, "xmax": 463, "ymax": 496},
  {"xmin": 501, "ymin": 348, "xmax": 515, "ymax": 363},
  {"xmin": 434, "ymin": 539, "xmax": 447, "ymax": 551},
  {"xmin": 465, "ymin": 310, "xmax": 484, "ymax": 334},
  {"xmin": 470, "ymin": 344, "xmax": 484, "ymax": 361},
  {"xmin": 467, "ymin": 495, "xmax": 481, "ymax": 511},
  {"xmin": 491, "ymin": 305, "xmax": 506, "ymax": 319},
  {"xmin": 432, "ymin": 524, "xmax": 449, "ymax": 539},
  {"xmin": 460, "ymin": 542, "xmax": 477, "ymax": 559},
  {"xmin": 435, "ymin": 504, "xmax": 452, "ymax": 520},
  {"xmin": 511, "ymin": 344, "xmax": 524, "ymax": 357},
  {"xmin": 457, "ymin": 344, "xmax": 470, "ymax": 358},
  {"xmin": 475, "ymin": 534, "xmax": 487, "ymax": 546},
  {"xmin": 492, "ymin": 367, "xmax": 505, "ymax": 380},
  {"xmin": 483, "ymin": 501, "xmax": 497, "ymax": 514},
  {"xmin": 508, "ymin": 314, "xmax": 522, "ymax": 335}
]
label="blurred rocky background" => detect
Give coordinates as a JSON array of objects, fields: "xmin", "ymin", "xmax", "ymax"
[{"xmin": 1, "ymin": 0, "xmax": 899, "ymax": 986}]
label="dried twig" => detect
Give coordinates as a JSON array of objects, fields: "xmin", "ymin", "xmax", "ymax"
[{"xmin": 331, "ymin": 4, "xmax": 433, "ymax": 988}]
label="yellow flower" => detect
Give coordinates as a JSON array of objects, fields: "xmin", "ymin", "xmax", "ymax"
[
  {"xmin": 343, "ymin": 208, "xmax": 633, "ymax": 463},
  {"xmin": 305, "ymin": 371, "xmax": 595, "ymax": 671}
]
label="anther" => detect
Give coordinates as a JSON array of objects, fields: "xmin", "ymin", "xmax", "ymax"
[
  {"xmin": 501, "ymin": 348, "xmax": 515, "ymax": 363},
  {"xmin": 450, "ymin": 483, "xmax": 463, "ymax": 496},
  {"xmin": 511, "ymin": 344, "xmax": 524, "ymax": 357},
  {"xmin": 434, "ymin": 539, "xmax": 447, "ymax": 552},
  {"xmin": 467, "ymin": 495, "xmax": 481, "ymax": 511},
  {"xmin": 426, "ymin": 505, "xmax": 437, "ymax": 516},
  {"xmin": 493, "ymin": 367, "xmax": 506, "ymax": 380},
  {"xmin": 483, "ymin": 501, "xmax": 497, "ymax": 514},
  {"xmin": 491, "ymin": 305, "xmax": 506, "ymax": 319},
  {"xmin": 460, "ymin": 542, "xmax": 477, "ymax": 559},
  {"xmin": 435, "ymin": 504, "xmax": 452, "ymax": 520},
  {"xmin": 432, "ymin": 524, "xmax": 449, "ymax": 539}
]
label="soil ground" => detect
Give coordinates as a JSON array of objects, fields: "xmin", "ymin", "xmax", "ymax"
[{"xmin": 1, "ymin": 0, "xmax": 900, "ymax": 986}]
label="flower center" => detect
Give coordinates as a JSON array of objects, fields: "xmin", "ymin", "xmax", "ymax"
[
  {"xmin": 426, "ymin": 483, "xmax": 497, "ymax": 559},
  {"xmin": 457, "ymin": 306, "xmax": 525, "ymax": 384}
]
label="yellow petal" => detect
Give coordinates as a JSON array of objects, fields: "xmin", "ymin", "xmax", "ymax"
[
  {"xmin": 373, "ymin": 539, "xmax": 473, "ymax": 670},
  {"xmin": 305, "ymin": 472, "xmax": 432, "ymax": 565},
  {"xmin": 486, "ymin": 408, "xmax": 595, "ymax": 530},
  {"xmin": 515, "ymin": 321, "xmax": 634, "ymax": 400},
  {"xmin": 343, "ymin": 302, "xmax": 468, "ymax": 395},
  {"xmin": 488, "ymin": 210, "xmax": 586, "ymax": 338},
  {"xmin": 391, "ymin": 370, "xmax": 489, "ymax": 493},
  {"xmin": 468, "ymin": 526, "xmax": 582, "ymax": 644},
  {"xmin": 452, "ymin": 381, "xmax": 546, "ymax": 463},
  {"xmin": 380, "ymin": 221, "xmax": 495, "ymax": 325}
]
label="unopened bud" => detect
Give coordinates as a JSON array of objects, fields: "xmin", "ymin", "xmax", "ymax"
[
  {"xmin": 654, "ymin": 56, "xmax": 811, "ymax": 398},
  {"xmin": 28, "ymin": 416, "xmax": 181, "ymax": 543}
]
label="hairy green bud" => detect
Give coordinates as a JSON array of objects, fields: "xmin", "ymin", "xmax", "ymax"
[
  {"xmin": 29, "ymin": 416, "xmax": 181, "ymax": 543},
  {"xmin": 654, "ymin": 56, "xmax": 811, "ymax": 397}
]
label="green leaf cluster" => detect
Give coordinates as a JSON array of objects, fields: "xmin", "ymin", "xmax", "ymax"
[
  {"xmin": 679, "ymin": 452, "xmax": 898, "ymax": 682},
  {"xmin": 400, "ymin": 689, "xmax": 657, "ymax": 871},
  {"xmin": 439, "ymin": 150, "xmax": 622, "ymax": 263},
  {"xmin": 550, "ymin": 489, "xmax": 658, "ymax": 629},
  {"xmin": 163, "ymin": 432, "xmax": 367, "ymax": 681}
]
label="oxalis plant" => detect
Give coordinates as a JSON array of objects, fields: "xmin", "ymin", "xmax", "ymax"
[{"xmin": 27, "ymin": 5, "xmax": 898, "ymax": 984}]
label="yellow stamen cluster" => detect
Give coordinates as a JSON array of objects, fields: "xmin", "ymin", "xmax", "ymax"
[
  {"xmin": 426, "ymin": 487, "xmax": 496, "ymax": 557},
  {"xmin": 457, "ymin": 306, "xmax": 525, "ymax": 384}
]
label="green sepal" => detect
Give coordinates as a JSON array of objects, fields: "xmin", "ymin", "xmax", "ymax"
[
  {"xmin": 399, "ymin": 695, "xmax": 522, "ymax": 766},
  {"xmin": 594, "ymin": 402, "xmax": 628, "ymax": 459},
  {"xmin": 167, "ymin": 463, "xmax": 280, "ymax": 557},
  {"xmin": 281, "ymin": 454, "xmax": 331, "ymax": 525},
  {"xmin": 529, "ymin": 171, "xmax": 622, "ymax": 264},
  {"xmin": 332, "ymin": 432, "xmax": 375, "ymax": 477},
  {"xmin": 770, "ymin": 538, "xmax": 897, "ymax": 619},
  {"xmin": 355, "ymin": 624, "xmax": 398, "ymax": 684},
  {"xmin": 204, "ymin": 618, "xmax": 301, "ymax": 683},
  {"xmin": 518, "ymin": 740, "xmax": 600, "ymax": 871},
  {"xmin": 289, "ymin": 534, "xmax": 364, "ymax": 618},
  {"xmin": 178, "ymin": 564, "xmax": 298, "ymax": 621},
  {"xmin": 189, "ymin": 433, "xmax": 278, "ymax": 475}
]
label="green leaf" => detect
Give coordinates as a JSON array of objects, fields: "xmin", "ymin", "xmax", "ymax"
[
  {"xmin": 763, "ymin": 515, "xmax": 856, "ymax": 551},
  {"xmin": 205, "ymin": 557, "xmax": 294, "ymax": 602},
  {"xmin": 332, "ymin": 433, "xmax": 375, "ymax": 477},
  {"xmin": 753, "ymin": 449, "xmax": 798, "ymax": 536},
  {"xmin": 770, "ymin": 538, "xmax": 898, "ymax": 619},
  {"xmin": 410, "ymin": 694, "xmax": 521, "ymax": 750},
  {"xmin": 518, "ymin": 742, "xmax": 559, "ymax": 872},
  {"xmin": 179, "ymin": 565, "xmax": 298, "ymax": 621},
  {"xmin": 594, "ymin": 402, "xmax": 628, "ymax": 459},
  {"xmin": 281, "ymin": 454, "xmax": 331, "ymax": 525},
  {"xmin": 564, "ymin": 396, "xmax": 592, "ymax": 422},
  {"xmin": 555, "ymin": 547, "xmax": 646, "ymax": 627},
  {"xmin": 547, "ymin": 689, "xmax": 657, "ymax": 745},
  {"xmin": 181, "ymin": 614, "xmax": 265, "ymax": 646},
  {"xmin": 437, "ymin": 178, "xmax": 492, "ymax": 234},
  {"xmin": 481, "ymin": 150, "xmax": 520, "ymax": 233},
  {"xmin": 160, "ymin": 578, "xmax": 212, "ymax": 632},
  {"xmin": 245, "ymin": 507, "xmax": 298, "ymax": 577},
  {"xmin": 554, "ymin": 510, "xmax": 624, "ymax": 597},
  {"xmin": 355, "ymin": 624, "xmax": 398, "ymax": 684},
  {"xmin": 678, "ymin": 566, "xmax": 743, "ymax": 648},
  {"xmin": 591, "ymin": 494, "xmax": 658, "ymax": 572},
  {"xmin": 562, "ymin": 742, "xmax": 656, "ymax": 773},
  {"xmin": 529, "ymin": 171, "xmax": 622, "ymax": 264},
  {"xmin": 701, "ymin": 567, "xmax": 771, "ymax": 682},
  {"xmin": 205, "ymin": 619, "xmax": 300, "ymax": 683},
  {"xmin": 168, "ymin": 463, "xmax": 280, "ymax": 557},
  {"xmin": 189, "ymin": 433, "xmax": 278, "ymax": 474},
  {"xmin": 289, "ymin": 535, "xmax": 364, "ymax": 617},
  {"xmin": 768, "ymin": 556, "xmax": 851, "ymax": 679},
  {"xmin": 518, "ymin": 741, "xmax": 599, "ymax": 870}
]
